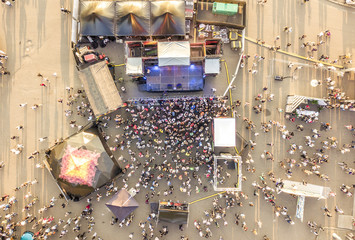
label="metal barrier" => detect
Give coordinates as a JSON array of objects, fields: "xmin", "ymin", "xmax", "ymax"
[{"xmin": 127, "ymin": 95, "xmax": 221, "ymax": 105}]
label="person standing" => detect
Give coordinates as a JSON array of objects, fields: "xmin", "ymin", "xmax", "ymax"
[{"xmin": 60, "ymin": 7, "xmax": 71, "ymax": 14}]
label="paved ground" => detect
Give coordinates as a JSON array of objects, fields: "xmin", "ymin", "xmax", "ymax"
[
  {"xmin": 326, "ymin": 0, "xmax": 355, "ymax": 8},
  {"xmin": 0, "ymin": 0, "xmax": 354, "ymax": 240}
]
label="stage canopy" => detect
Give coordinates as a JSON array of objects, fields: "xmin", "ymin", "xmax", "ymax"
[
  {"xmin": 151, "ymin": 0, "xmax": 186, "ymax": 35},
  {"xmin": 80, "ymin": 1, "xmax": 115, "ymax": 36},
  {"xmin": 213, "ymin": 118, "xmax": 236, "ymax": 147},
  {"xmin": 45, "ymin": 124, "xmax": 122, "ymax": 200},
  {"xmin": 158, "ymin": 202, "xmax": 189, "ymax": 224},
  {"xmin": 158, "ymin": 41, "xmax": 190, "ymax": 66},
  {"xmin": 116, "ymin": 1, "xmax": 150, "ymax": 36},
  {"xmin": 106, "ymin": 189, "xmax": 139, "ymax": 222},
  {"xmin": 78, "ymin": 61, "xmax": 123, "ymax": 117}
]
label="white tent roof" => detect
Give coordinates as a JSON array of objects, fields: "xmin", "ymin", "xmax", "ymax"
[
  {"xmin": 205, "ymin": 58, "xmax": 220, "ymax": 74},
  {"xmin": 158, "ymin": 41, "xmax": 190, "ymax": 66},
  {"xmin": 281, "ymin": 180, "xmax": 331, "ymax": 199},
  {"xmin": 126, "ymin": 57, "xmax": 143, "ymax": 75},
  {"xmin": 213, "ymin": 118, "xmax": 236, "ymax": 147}
]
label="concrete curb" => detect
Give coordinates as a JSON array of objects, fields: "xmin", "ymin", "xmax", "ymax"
[{"xmin": 327, "ymin": 0, "xmax": 355, "ymax": 9}]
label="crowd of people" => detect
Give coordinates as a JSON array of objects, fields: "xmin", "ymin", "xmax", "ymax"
[
  {"xmin": 1, "ymin": 1, "xmax": 354, "ymax": 239},
  {"xmin": 2, "ymin": 82, "xmax": 351, "ymax": 239},
  {"xmin": 0, "ymin": 50, "xmax": 10, "ymax": 75},
  {"xmin": 0, "ymin": 75, "xmax": 354, "ymax": 240},
  {"xmin": 1, "ymin": 57, "xmax": 354, "ymax": 240}
]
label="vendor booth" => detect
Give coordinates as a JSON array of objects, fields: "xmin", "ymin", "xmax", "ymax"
[
  {"xmin": 158, "ymin": 201, "xmax": 189, "ymax": 224},
  {"xmin": 213, "ymin": 154, "xmax": 242, "ymax": 191}
]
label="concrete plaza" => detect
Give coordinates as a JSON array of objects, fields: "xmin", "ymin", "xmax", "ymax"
[{"xmin": 0, "ymin": 0, "xmax": 354, "ymax": 240}]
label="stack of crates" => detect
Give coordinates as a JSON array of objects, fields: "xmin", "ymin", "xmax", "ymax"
[
  {"xmin": 229, "ymin": 30, "xmax": 241, "ymax": 50},
  {"xmin": 212, "ymin": 2, "xmax": 238, "ymax": 16}
]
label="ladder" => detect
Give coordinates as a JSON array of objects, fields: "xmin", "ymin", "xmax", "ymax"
[{"xmin": 285, "ymin": 95, "xmax": 307, "ymax": 113}]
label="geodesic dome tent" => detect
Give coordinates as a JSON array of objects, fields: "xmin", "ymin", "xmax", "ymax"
[{"xmin": 45, "ymin": 124, "xmax": 121, "ymax": 201}]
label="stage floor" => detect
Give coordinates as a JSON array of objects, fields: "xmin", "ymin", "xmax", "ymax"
[{"xmin": 145, "ymin": 65, "xmax": 204, "ymax": 92}]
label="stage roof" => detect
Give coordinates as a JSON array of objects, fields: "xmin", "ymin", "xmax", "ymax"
[
  {"xmin": 158, "ymin": 41, "xmax": 190, "ymax": 66},
  {"xmin": 214, "ymin": 118, "xmax": 236, "ymax": 147},
  {"xmin": 80, "ymin": 1, "xmax": 115, "ymax": 36},
  {"xmin": 116, "ymin": 1, "xmax": 150, "ymax": 36}
]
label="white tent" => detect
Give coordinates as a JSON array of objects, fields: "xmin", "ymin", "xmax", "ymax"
[
  {"xmin": 281, "ymin": 180, "xmax": 331, "ymax": 199},
  {"xmin": 126, "ymin": 58, "xmax": 143, "ymax": 75},
  {"xmin": 213, "ymin": 118, "xmax": 236, "ymax": 147},
  {"xmin": 158, "ymin": 41, "xmax": 190, "ymax": 66},
  {"xmin": 205, "ymin": 58, "xmax": 220, "ymax": 74},
  {"xmin": 71, "ymin": 0, "xmax": 80, "ymax": 45}
]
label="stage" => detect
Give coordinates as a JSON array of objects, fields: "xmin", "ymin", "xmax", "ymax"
[{"xmin": 145, "ymin": 65, "xmax": 204, "ymax": 92}]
